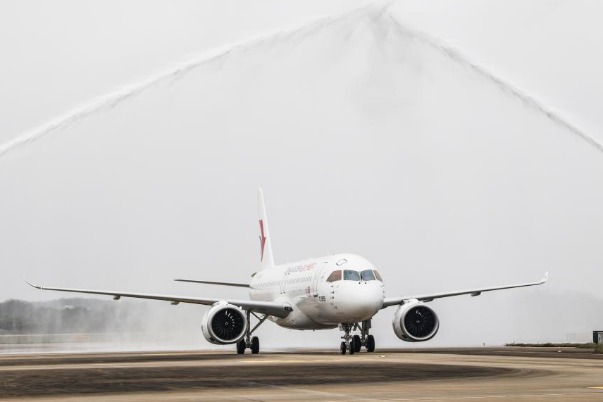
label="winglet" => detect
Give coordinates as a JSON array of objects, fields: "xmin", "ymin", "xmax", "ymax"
[
  {"xmin": 541, "ymin": 272, "xmax": 549, "ymax": 284},
  {"xmin": 24, "ymin": 278, "xmax": 43, "ymax": 289}
]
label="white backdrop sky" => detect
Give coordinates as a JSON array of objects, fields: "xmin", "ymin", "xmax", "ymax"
[{"xmin": 1, "ymin": 0, "xmax": 602, "ymax": 348}]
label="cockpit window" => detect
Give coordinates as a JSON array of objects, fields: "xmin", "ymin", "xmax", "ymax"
[
  {"xmin": 343, "ymin": 270, "xmax": 361, "ymax": 281},
  {"xmin": 360, "ymin": 269, "xmax": 375, "ymax": 281},
  {"xmin": 373, "ymin": 270, "xmax": 383, "ymax": 281},
  {"xmin": 326, "ymin": 270, "xmax": 342, "ymax": 282}
]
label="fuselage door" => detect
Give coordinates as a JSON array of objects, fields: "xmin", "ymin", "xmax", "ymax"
[{"xmin": 312, "ymin": 262, "xmax": 328, "ymax": 297}]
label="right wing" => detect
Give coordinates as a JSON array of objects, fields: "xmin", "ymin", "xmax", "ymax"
[
  {"xmin": 174, "ymin": 279, "xmax": 250, "ymax": 288},
  {"xmin": 25, "ymin": 279, "xmax": 291, "ymax": 318},
  {"xmin": 381, "ymin": 272, "xmax": 548, "ymax": 308}
]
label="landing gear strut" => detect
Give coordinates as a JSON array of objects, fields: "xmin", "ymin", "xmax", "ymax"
[
  {"xmin": 339, "ymin": 319, "xmax": 375, "ymax": 354},
  {"xmin": 339, "ymin": 323, "xmax": 355, "ymax": 355},
  {"xmin": 236, "ymin": 311, "xmax": 267, "ymax": 355}
]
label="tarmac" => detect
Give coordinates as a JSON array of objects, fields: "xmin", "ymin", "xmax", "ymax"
[{"xmin": 0, "ymin": 347, "xmax": 602, "ymax": 401}]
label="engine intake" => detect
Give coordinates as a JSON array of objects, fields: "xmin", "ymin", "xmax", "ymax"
[
  {"xmin": 201, "ymin": 303, "xmax": 247, "ymax": 344},
  {"xmin": 392, "ymin": 301, "xmax": 439, "ymax": 342}
]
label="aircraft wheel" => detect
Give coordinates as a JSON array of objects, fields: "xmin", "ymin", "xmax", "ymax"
[
  {"xmin": 366, "ymin": 335, "xmax": 375, "ymax": 352},
  {"xmin": 251, "ymin": 336, "xmax": 260, "ymax": 354},
  {"xmin": 349, "ymin": 339, "xmax": 355, "ymax": 355},
  {"xmin": 236, "ymin": 340, "xmax": 246, "ymax": 355},
  {"xmin": 353, "ymin": 335, "xmax": 361, "ymax": 352},
  {"xmin": 340, "ymin": 342, "xmax": 347, "ymax": 355}
]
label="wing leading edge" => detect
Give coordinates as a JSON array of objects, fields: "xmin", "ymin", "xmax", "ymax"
[
  {"xmin": 24, "ymin": 279, "xmax": 291, "ymax": 318},
  {"xmin": 381, "ymin": 272, "xmax": 548, "ymax": 308}
]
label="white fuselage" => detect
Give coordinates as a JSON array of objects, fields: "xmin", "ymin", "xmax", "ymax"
[{"xmin": 249, "ymin": 253, "xmax": 385, "ymax": 329}]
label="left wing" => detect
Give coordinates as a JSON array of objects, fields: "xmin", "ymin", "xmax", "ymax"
[
  {"xmin": 381, "ymin": 272, "xmax": 548, "ymax": 308},
  {"xmin": 25, "ymin": 279, "xmax": 292, "ymax": 318}
]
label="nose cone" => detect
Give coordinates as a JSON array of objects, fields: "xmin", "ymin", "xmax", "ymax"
[{"xmin": 335, "ymin": 281, "xmax": 384, "ymax": 322}]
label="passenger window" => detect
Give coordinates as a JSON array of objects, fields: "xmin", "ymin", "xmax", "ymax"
[
  {"xmin": 344, "ymin": 270, "xmax": 360, "ymax": 281},
  {"xmin": 326, "ymin": 270, "xmax": 342, "ymax": 282},
  {"xmin": 373, "ymin": 270, "xmax": 383, "ymax": 281},
  {"xmin": 361, "ymin": 270, "xmax": 375, "ymax": 281}
]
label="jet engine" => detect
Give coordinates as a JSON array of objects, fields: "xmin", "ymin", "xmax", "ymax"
[
  {"xmin": 201, "ymin": 302, "xmax": 247, "ymax": 344},
  {"xmin": 392, "ymin": 301, "xmax": 439, "ymax": 342}
]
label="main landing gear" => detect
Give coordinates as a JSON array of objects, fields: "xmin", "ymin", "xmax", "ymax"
[
  {"xmin": 236, "ymin": 311, "xmax": 268, "ymax": 355},
  {"xmin": 339, "ymin": 319, "xmax": 375, "ymax": 355}
]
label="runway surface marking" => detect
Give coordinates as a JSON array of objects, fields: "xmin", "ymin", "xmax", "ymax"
[
  {"xmin": 238, "ymin": 359, "xmax": 350, "ymax": 364},
  {"xmin": 390, "ymin": 395, "xmax": 599, "ymax": 401},
  {"xmin": 263, "ymin": 383, "xmax": 376, "ymax": 401}
]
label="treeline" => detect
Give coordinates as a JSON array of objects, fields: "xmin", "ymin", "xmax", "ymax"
[{"xmin": 0, "ymin": 298, "xmax": 148, "ymax": 334}]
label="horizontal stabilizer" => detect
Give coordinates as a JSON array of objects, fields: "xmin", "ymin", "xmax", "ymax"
[{"xmin": 174, "ymin": 279, "xmax": 250, "ymax": 288}]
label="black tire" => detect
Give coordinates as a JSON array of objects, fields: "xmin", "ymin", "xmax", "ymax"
[
  {"xmin": 236, "ymin": 339, "xmax": 246, "ymax": 355},
  {"xmin": 353, "ymin": 335, "xmax": 361, "ymax": 352},
  {"xmin": 349, "ymin": 339, "xmax": 355, "ymax": 355},
  {"xmin": 251, "ymin": 336, "xmax": 260, "ymax": 354},
  {"xmin": 366, "ymin": 335, "xmax": 375, "ymax": 352},
  {"xmin": 340, "ymin": 342, "xmax": 346, "ymax": 355}
]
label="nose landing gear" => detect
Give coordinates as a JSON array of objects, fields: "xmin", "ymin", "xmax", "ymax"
[
  {"xmin": 352, "ymin": 334, "xmax": 361, "ymax": 353},
  {"xmin": 339, "ymin": 319, "xmax": 375, "ymax": 354},
  {"xmin": 339, "ymin": 323, "xmax": 355, "ymax": 355}
]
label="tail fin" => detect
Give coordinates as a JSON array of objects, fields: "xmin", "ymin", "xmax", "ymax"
[{"xmin": 257, "ymin": 188, "xmax": 275, "ymax": 269}]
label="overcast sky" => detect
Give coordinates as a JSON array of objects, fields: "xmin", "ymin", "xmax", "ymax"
[
  {"xmin": 1, "ymin": 0, "xmax": 602, "ymax": 348},
  {"xmin": 0, "ymin": 0, "xmax": 373, "ymax": 143}
]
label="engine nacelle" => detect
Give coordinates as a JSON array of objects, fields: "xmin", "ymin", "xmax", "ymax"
[
  {"xmin": 201, "ymin": 302, "xmax": 247, "ymax": 345},
  {"xmin": 392, "ymin": 301, "xmax": 439, "ymax": 342}
]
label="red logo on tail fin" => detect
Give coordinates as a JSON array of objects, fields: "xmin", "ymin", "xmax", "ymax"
[{"xmin": 259, "ymin": 220, "xmax": 267, "ymax": 261}]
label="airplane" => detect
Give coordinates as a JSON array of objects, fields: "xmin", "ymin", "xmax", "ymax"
[{"xmin": 27, "ymin": 188, "xmax": 548, "ymax": 355}]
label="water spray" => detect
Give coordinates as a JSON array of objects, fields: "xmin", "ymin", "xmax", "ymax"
[{"xmin": 385, "ymin": 14, "xmax": 603, "ymax": 155}]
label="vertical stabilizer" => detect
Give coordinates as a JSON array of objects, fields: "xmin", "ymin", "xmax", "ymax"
[{"xmin": 257, "ymin": 188, "xmax": 275, "ymax": 268}]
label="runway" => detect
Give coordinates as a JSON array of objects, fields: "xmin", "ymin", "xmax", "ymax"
[{"xmin": 1, "ymin": 347, "xmax": 602, "ymax": 401}]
